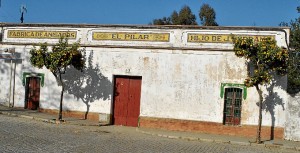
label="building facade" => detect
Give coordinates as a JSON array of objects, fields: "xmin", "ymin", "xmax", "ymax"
[{"xmin": 0, "ymin": 23, "xmax": 297, "ymax": 140}]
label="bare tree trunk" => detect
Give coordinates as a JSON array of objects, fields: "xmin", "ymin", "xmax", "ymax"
[
  {"xmin": 255, "ymin": 84, "xmax": 263, "ymax": 144},
  {"xmin": 58, "ymin": 72, "xmax": 64, "ymax": 121},
  {"xmin": 84, "ymin": 103, "xmax": 90, "ymax": 120}
]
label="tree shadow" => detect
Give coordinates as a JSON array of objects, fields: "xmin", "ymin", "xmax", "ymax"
[
  {"xmin": 0, "ymin": 53, "xmax": 22, "ymax": 106},
  {"xmin": 262, "ymin": 76, "xmax": 286, "ymax": 140},
  {"xmin": 0, "ymin": 52, "xmax": 22, "ymax": 73},
  {"xmin": 63, "ymin": 51, "xmax": 112, "ymax": 119},
  {"xmin": 0, "ymin": 61, "xmax": 9, "ymax": 74}
]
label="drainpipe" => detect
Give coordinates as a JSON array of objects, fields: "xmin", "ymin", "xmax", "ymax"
[
  {"xmin": 12, "ymin": 58, "xmax": 16, "ymax": 107},
  {"xmin": 6, "ymin": 48, "xmax": 15, "ymax": 108},
  {"xmin": 0, "ymin": 48, "xmax": 15, "ymax": 107},
  {"xmin": 8, "ymin": 58, "xmax": 12, "ymax": 107}
]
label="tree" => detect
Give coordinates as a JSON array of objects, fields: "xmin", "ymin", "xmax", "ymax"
[
  {"xmin": 151, "ymin": 5, "xmax": 197, "ymax": 25},
  {"xmin": 152, "ymin": 17, "xmax": 172, "ymax": 25},
  {"xmin": 232, "ymin": 37, "xmax": 288, "ymax": 143},
  {"xmin": 287, "ymin": 18, "xmax": 300, "ymax": 93},
  {"xmin": 176, "ymin": 5, "xmax": 197, "ymax": 25},
  {"xmin": 280, "ymin": 7, "xmax": 300, "ymax": 93},
  {"xmin": 29, "ymin": 38, "xmax": 85, "ymax": 121},
  {"xmin": 170, "ymin": 11, "xmax": 179, "ymax": 25},
  {"xmin": 199, "ymin": 3, "xmax": 218, "ymax": 26}
]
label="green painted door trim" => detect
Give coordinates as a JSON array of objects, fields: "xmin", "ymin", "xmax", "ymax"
[
  {"xmin": 220, "ymin": 83, "xmax": 247, "ymax": 100},
  {"xmin": 22, "ymin": 72, "xmax": 45, "ymax": 87}
]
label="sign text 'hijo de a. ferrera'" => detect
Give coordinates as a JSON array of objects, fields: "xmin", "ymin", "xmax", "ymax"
[
  {"xmin": 93, "ymin": 32, "xmax": 170, "ymax": 42},
  {"xmin": 188, "ymin": 34, "xmax": 275, "ymax": 43},
  {"xmin": 7, "ymin": 30, "xmax": 77, "ymax": 39}
]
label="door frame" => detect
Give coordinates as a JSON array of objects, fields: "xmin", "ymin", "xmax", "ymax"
[
  {"xmin": 223, "ymin": 87, "xmax": 243, "ymax": 125},
  {"xmin": 24, "ymin": 76, "xmax": 41, "ymax": 110},
  {"xmin": 23, "ymin": 72, "xmax": 44, "ymax": 109}
]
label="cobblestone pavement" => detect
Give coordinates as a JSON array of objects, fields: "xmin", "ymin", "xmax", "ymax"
[{"xmin": 0, "ymin": 115, "xmax": 298, "ymax": 153}]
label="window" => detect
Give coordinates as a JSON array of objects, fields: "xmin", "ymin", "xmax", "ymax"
[{"xmin": 223, "ymin": 88, "xmax": 242, "ymax": 125}]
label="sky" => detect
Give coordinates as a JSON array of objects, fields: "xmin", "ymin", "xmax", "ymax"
[{"xmin": 0, "ymin": 0, "xmax": 299, "ymax": 27}]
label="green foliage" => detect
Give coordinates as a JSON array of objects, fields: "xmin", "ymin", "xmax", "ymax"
[
  {"xmin": 151, "ymin": 4, "xmax": 220, "ymax": 26},
  {"xmin": 279, "ymin": 7, "xmax": 300, "ymax": 93},
  {"xmin": 151, "ymin": 5, "xmax": 197, "ymax": 25},
  {"xmin": 232, "ymin": 36, "xmax": 288, "ymax": 144},
  {"xmin": 176, "ymin": 5, "xmax": 197, "ymax": 25},
  {"xmin": 289, "ymin": 18, "xmax": 300, "ymax": 50},
  {"xmin": 30, "ymin": 38, "xmax": 85, "ymax": 120},
  {"xmin": 233, "ymin": 37, "xmax": 288, "ymax": 87},
  {"xmin": 199, "ymin": 3, "xmax": 218, "ymax": 26},
  {"xmin": 171, "ymin": 11, "xmax": 179, "ymax": 25},
  {"xmin": 152, "ymin": 17, "xmax": 172, "ymax": 25},
  {"xmin": 286, "ymin": 17, "xmax": 300, "ymax": 92},
  {"xmin": 30, "ymin": 38, "xmax": 85, "ymax": 78}
]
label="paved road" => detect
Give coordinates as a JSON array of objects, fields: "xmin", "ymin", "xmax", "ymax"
[{"xmin": 0, "ymin": 115, "xmax": 298, "ymax": 153}]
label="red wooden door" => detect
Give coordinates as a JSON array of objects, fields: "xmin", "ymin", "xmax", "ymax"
[
  {"xmin": 113, "ymin": 76, "xmax": 142, "ymax": 127},
  {"xmin": 126, "ymin": 78, "xmax": 142, "ymax": 126},
  {"xmin": 26, "ymin": 77, "xmax": 40, "ymax": 110},
  {"xmin": 113, "ymin": 77, "xmax": 129, "ymax": 126}
]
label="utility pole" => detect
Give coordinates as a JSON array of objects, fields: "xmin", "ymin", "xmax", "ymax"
[
  {"xmin": 0, "ymin": 48, "xmax": 16, "ymax": 107},
  {"xmin": 20, "ymin": 4, "xmax": 27, "ymax": 23}
]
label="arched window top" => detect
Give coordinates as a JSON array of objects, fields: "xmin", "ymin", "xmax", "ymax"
[{"xmin": 220, "ymin": 83, "xmax": 247, "ymax": 100}]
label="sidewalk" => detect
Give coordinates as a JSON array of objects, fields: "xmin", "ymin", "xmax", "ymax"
[
  {"xmin": 137, "ymin": 128, "xmax": 300, "ymax": 151},
  {"xmin": 0, "ymin": 104, "xmax": 99, "ymax": 126},
  {"xmin": 0, "ymin": 105, "xmax": 299, "ymax": 151}
]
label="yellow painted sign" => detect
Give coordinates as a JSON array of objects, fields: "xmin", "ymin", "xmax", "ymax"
[
  {"xmin": 188, "ymin": 34, "xmax": 275, "ymax": 43},
  {"xmin": 7, "ymin": 30, "xmax": 77, "ymax": 39},
  {"xmin": 93, "ymin": 32, "xmax": 170, "ymax": 42}
]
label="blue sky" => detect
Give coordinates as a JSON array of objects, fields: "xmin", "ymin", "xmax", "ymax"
[{"xmin": 0, "ymin": 0, "xmax": 299, "ymax": 26}]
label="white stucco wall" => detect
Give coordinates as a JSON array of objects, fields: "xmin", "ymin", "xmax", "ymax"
[
  {"xmin": 0, "ymin": 56, "xmax": 12, "ymax": 106},
  {"xmin": 0, "ymin": 24, "xmax": 289, "ymax": 128},
  {"xmin": 88, "ymin": 47, "xmax": 287, "ymax": 127},
  {"xmin": 285, "ymin": 94, "xmax": 300, "ymax": 141}
]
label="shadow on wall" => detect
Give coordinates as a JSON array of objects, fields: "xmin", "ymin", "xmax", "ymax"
[
  {"xmin": 0, "ymin": 53, "xmax": 22, "ymax": 74},
  {"xmin": 0, "ymin": 61, "xmax": 9, "ymax": 74},
  {"xmin": 262, "ymin": 76, "xmax": 285, "ymax": 140},
  {"xmin": 0, "ymin": 60, "xmax": 10, "ymax": 104},
  {"xmin": 63, "ymin": 51, "xmax": 112, "ymax": 119},
  {"xmin": 0, "ymin": 53, "xmax": 22, "ymax": 106}
]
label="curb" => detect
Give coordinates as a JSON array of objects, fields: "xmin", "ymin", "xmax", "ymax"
[
  {"xmin": 230, "ymin": 141, "xmax": 250, "ymax": 146},
  {"xmin": 136, "ymin": 128, "xmax": 297, "ymax": 151},
  {"xmin": 0, "ymin": 111, "xmax": 100, "ymax": 126},
  {"xmin": 0, "ymin": 111, "xmax": 52, "ymax": 123},
  {"xmin": 19, "ymin": 115, "xmax": 34, "ymax": 120},
  {"xmin": 198, "ymin": 138, "xmax": 214, "ymax": 143},
  {"xmin": 0, "ymin": 111, "xmax": 18, "ymax": 117},
  {"xmin": 181, "ymin": 136, "xmax": 199, "ymax": 141}
]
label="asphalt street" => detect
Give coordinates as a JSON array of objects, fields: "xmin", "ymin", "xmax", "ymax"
[{"xmin": 0, "ymin": 115, "xmax": 298, "ymax": 153}]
